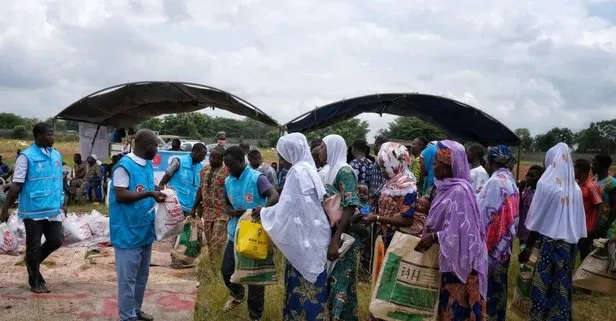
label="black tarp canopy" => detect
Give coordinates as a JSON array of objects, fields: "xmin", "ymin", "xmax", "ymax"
[
  {"xmin": 284, "ymin": 93, "xmax": 520, "ymax": 146},
  {"xmin": 54, "ymin": 81, "xmax": 279, "ymax": 128}
]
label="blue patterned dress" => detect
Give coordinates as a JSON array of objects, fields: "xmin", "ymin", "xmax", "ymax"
[
  {"xmin": 529, "ymin": 235, "xmax": 577, "ymax": 321},
  {"xmin": 283, "ymin": 263, "xmax": 329, "ymax": 321}
]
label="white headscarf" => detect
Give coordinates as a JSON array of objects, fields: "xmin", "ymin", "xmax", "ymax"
[
  {"xmin": 525, "ymin": 143, "xmax": 586, "ymax": 244},
  {"xmin": 322, "ymin": 135, "xmax": 355, "ymax": 186},
  {"xmin": 260, "ymin": 133, "xmax": 331, "ymax": 283}
]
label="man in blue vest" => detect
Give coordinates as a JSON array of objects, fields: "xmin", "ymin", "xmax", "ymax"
[
  {"xmin": 109, "ymin": 129, "xmax": 167, "ymax": 321},
  {"xmin": 1, "ymin": 123, "xmax": 66, "ymax": 294},
  {"xmin": 220, "ymin": 146, "xmax": 279, "ymax": 321},
  {"xmin": 158, "ymin": 143, "xmax": 206, "ymax": 214}
]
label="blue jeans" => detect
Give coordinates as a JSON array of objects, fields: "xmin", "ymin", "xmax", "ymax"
[{"xmin": 114, "ymin": 244, "xmax": 152, "ymax": 321}]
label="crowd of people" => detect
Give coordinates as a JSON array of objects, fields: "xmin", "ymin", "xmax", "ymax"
[{"xmin": 1, "ymin": 121, "xmax": 615, "ymax": 321}]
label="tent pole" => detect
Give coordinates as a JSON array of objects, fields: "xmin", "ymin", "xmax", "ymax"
[
  {"xmin": 88, "ymin": 124, "xmax": 101, "ymax": 156},
  {"xmin": 516, "ymin": 147, "xmax": 521, "ymax": 180}
]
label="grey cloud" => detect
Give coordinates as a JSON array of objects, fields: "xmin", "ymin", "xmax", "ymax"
[{"xmin": 1, "ymin": 0, "xmax": 616, "ymax": 139}]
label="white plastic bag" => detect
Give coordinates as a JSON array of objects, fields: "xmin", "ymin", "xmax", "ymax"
[
  {"xmin": 7, "ymin": 214, "xmax": 26, "ymax": 245},
  {"xmin": 63, "ymin": 214, "xmax": 92, "ymax": 245},
  {"xmin": 0, "ymin": 222, "xmax": 19, "ymax": 255},
  {"xmin": 154, "ymin": 189, "xmax": 185, "ymax": 241},
  {"xmin": 326, "ymin": 233, "xmax": 356, "ymax": 275},
  {"xmin": 87, "ymin": 210, "xmax": 109, "ymax": 237}
]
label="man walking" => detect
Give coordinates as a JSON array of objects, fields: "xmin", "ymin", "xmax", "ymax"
[
  {"xmin": 221, "ymin": 146, "xmax": 279, "ymax": 321},
  {"xmin": 109, "ymin": 129, "xmax": 167, "ymax": 321},
  {"xmin": 0, "ymin": 122, "xmax": 65, "ymax": 293}
]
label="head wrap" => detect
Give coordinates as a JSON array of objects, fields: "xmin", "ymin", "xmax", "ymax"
[
  {"xmin": 425, "ymin": 140, "xmax": 488, "ymax": 299},
  {"xmin": 420, "ymin": 142, "xmax": 438, "ymax": 194},
  {"xmin": 322, "ymin": 135, "xmax": 355, "ymax": 186},
  {"xmin": 524, "ymin": 143, "xmax": 586, "ymax": 244},
  {"xmin": 487, "ymin": 145, "xmax": 516, "ymax": 168},
  {"xmin": 378, "ymin": 142, "xmax": 417, "ymax": 196}
]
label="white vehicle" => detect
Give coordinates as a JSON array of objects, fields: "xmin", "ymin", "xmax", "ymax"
[{"xmin": 159, "ymin": 140, "xmax": 205, "ymax": 151}]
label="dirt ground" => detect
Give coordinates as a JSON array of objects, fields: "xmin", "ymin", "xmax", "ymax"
[{"xmin": 0, "ymin": 239, "xmax": 197, "ymax": 321}]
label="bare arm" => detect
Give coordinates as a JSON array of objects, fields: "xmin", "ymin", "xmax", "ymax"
[
  {"xmin": 158, "ymin": 174, "xmax": 172, "ymax": 187},
  {"xmin": 114, "ymin": 187, "xmax": 154, "ymax": 204},
  {"xmin": 376, "ymin": 215, "xmax": 413, "ymax": 227},
  {"xmin": 191, "ymin": 187, "xmax": 203, "ymax": 212},
  {"xmin": 224, "ymin": 194, "xmax": 247, "ymax": 217},
  {"xmin": 330, "ymin": 206, "xmax": 355, "ymax": 253},
  {"xmin": 159, "ymin": 158, "xmax": 179, "ymax": 187},
  {"xmin": 262, "ymin": 187, "xmax": 279, "ymax": 207}
]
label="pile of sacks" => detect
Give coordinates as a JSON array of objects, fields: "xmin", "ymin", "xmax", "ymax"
[
  {"xmin": 1, "ymin": 189, "xmax": 186, "ymax": 256},
  {"xmin": 0, "ymin": 210, "xmax": 111, "ymax": 256}
]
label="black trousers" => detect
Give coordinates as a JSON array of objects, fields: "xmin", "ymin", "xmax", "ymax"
[
  {"xmin": 220, "ymin": 241, "xmax": 264, "ymax": 320},
  {"xmin": 23, "ymin": 219, "xmax": 64, "ymax": 288}
]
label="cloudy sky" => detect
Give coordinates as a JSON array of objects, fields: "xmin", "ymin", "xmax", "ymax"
[{"xmin": 2, "ymin": 0, "xmax": 616, "ymax": 139}]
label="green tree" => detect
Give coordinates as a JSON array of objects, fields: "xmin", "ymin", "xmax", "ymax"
[
  {"xmin": 384, "ymin": 117, "xmax": 445, "ymax": 141},
  {"xmin": 576, "ymin": 120, "xmax": 616, "ymax": 153},
  {"xmin": 514, "ymin": 128, "xmax": 534, "ymax": 152},
  {"xmin": 0, "ymin": 113, "xmax": 28, "ymax": 129},
  {"xmin": 533, "ymin": 127, "xmax": 574, "ymax": 152},
  {"xmin": 11, "ymin": 125, "xmax": 27, "ymax": 139},
  {"xmin": 141, "ymin": 118, "xmax": 163, "ymax": 133},
  {"xmin": 305, "ymin": 118, "xmax": 370, "ymax": 145}
]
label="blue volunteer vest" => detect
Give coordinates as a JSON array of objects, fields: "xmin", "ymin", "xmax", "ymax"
[
  {"xmin": 225, "ymin": 167, "xmax": 267, "ymax": 242},
  {"xmin": 168, "ymin": 154, "xmax": 203, "ymax": 213},
  {"xmin": 109, "ymin": 156, "xmax": 156, "ymax": 249},
  {"xmin": 17, "ymin": 144, "xmax": 64, "ymax": 219}
]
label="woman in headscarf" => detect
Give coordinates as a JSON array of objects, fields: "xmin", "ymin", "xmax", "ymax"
[
  {"xmin": 362, "ymin": 142, "xmax": 419, "ymax": 247},
  {"xmin": 319, "ymin": 135, "xmax": 361, "ymax": 321},
  {"xmin": 476, "ymin": 145, "xmax": 520, "ymax": 321},
  {"xmin": 520, "ymin": 143, "xmax": 586, "ymax": 321},
  {"xmin": 260, "ymin": 133, "xmax": 331, "ymax": 321},
  {"xmin": 415, "ymin": 140, "xmax": 488, "ymax": 321},
  {"xmin": 420, "ymin": 142, "xmax": 438, "ymax": 198}
]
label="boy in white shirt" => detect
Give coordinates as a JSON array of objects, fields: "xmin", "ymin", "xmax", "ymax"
[{"xmin": 467, "ymin": 143, "xmax": 490, "ymax": 194}]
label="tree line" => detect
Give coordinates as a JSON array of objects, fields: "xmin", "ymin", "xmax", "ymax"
[{"xmin": 1, "ymin": 112, "xmax": 614, "ymax": 153}]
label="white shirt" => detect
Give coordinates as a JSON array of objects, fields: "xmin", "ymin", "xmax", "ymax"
[
  {"xmin": 13, "ymin": 148, "xmax": 63, "ymax": 222},
  {"xmin": 112, "ymin": 153, "xmax": 147, "ymax": 188},
  {"xmin": 469, "ymin": 166, "xmax": 490, "ymax": 194}
]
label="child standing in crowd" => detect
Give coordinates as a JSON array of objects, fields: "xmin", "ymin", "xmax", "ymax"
[
  {"xmin": 467, "ymin": 143, "xmax": 490, "ymax": 194},
  {"xmin": 575, "ymin": 158, "xmax": 603, "ymax": 260},
  {"xmin": 592, "ymin": 153, "xmax": 616, "ymax": 238},
  {"xmin": 518, "ymin": 165, "xmax": 544, "ymax": 244}
]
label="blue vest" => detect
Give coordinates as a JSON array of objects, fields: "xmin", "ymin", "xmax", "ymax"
[
  {"xmin": 109, "ymin": 156, "xmax": 156, "ymax": 249},
  {"xmin": 168, "ymin": 154, "xmax": 203, "ymax": 213},
  {"xmin": 224, "ymin": 167, "xmax": 267, "ymax": 242},
  {"xmin": 17, "ymin": 144, "xmax": 64, "ymax": 219}
]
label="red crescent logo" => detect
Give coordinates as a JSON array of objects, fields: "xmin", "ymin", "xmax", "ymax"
[
  {"xmin": 245, "ymin": 193, "xmax": 253, "ymax": 203},
  {"xmin": 152, "ymin": 154, "xmax": 161, "ymax": 165},
  {"xmin": 135, "ymin": 184, "xmax": 145, "ymax": 192}
]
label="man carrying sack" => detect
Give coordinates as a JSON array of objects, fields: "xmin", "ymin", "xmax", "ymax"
[
  {"xmin": 220, "ymin": 146, "xmax": 279, "ymax": 321},
  {"xmin": 159, "ymin": 143, "xmax": 206, "ymax": 269},
  {"xmin": 109, "ymin": 129, "xmax": 167, "ymax": 321}
]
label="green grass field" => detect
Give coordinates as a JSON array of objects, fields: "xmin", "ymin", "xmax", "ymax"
[{"xmin": 3, "ymin": 139, "xmax": 616, "ymax": 320}]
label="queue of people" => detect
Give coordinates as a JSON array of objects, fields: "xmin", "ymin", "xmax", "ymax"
[{"xmin": 2, "ymin": 121, "xmax": 616, "ymax": 321}]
